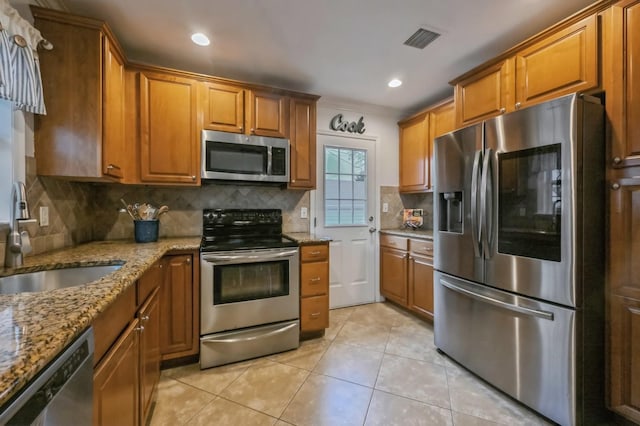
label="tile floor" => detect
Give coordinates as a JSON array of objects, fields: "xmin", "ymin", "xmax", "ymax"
[{"xmin": 151, "ymin": 302, "xmax": 551, "ymax": 426}]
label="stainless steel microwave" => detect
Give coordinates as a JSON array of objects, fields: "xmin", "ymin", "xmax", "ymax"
[{"xmin": 201, "ymin": 130, "xmax": 289, "ymax": 183}]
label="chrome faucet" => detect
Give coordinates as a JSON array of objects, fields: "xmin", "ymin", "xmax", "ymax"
[{"xmin": 5, "ymin": 182, "xmax": 35, "ymax": 268}]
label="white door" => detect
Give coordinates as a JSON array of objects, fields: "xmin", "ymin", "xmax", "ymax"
[{"xmin": 314, "ymin": 132, "xmax": 376, "ymax": 309}]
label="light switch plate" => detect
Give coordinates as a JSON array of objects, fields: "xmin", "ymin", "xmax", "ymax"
[
  {"xmin": 300, "ymin": 207, "xmax": 308, "ymax": 219},
  {"xmin": 382, "ymin": 203, "xmax": 389, "ymax": 213},
  {"xmin": 39, "ymin": 206, "xmax": 49, "ymax": 227}
]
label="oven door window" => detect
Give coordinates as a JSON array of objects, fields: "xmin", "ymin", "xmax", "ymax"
[
  {"xmin": 213, "ymin": 260, "xmax": 290, "ymax": 304},
  {"xmin": 206, "ymin": 141, "xmax": 267, "ymax": 175},
  {"xmin": 498, "ymin": 144, "xmax": 561, "ymax": 261}
]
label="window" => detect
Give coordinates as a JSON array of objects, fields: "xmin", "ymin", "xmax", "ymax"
[
  {"xmin": 324, "ymin": 146, "xmax": 368, "ymax": 226},
  {"xmin": 0, "ymin": 99, "xmax": 28, "ymax": 223}
]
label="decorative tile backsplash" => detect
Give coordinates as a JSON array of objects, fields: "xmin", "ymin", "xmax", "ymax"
[{"xmin": 380, "ymin": 186, "xmax": 433, "ymax": 230}]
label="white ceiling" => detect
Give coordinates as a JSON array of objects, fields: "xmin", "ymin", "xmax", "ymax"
[{"xmin": 23, "ymin": 0, "xmax": 597, "ymax": 115}]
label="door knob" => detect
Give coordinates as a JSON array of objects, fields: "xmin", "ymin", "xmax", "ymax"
[{"xmin": 369, "ymin": 227, "xmax": 377, "ymax": 233}]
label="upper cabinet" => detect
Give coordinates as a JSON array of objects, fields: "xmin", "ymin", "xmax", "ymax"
[
  {"xmin": 289, "ymin": 96, "xmax": 318, "ymax": 189},
  {"xmin": 398, "ymin": 112, "xmax": 429, "ymax": 193},
  {"xmin": 201, "ymin": 82, "xmax": 246, "ymax": 134},
  {"xmin": 429, "ymin": 98, "xmax": 456, "ymax": 140},
  {"xmin": 32, "ymin": 7, "xmax": 127, "ymax": 181},
  {"xmin": 514, "ymin": 15, "xmax": 598, "ymax": 109},
  {"xmin": 603, "ymin": 0, "xmax": 640, "ymax": 169},
  {"xmin": 452, "ymin": 10, "xmax": 599, "ymax": 128},
  {"xmin": 455, "ymin": 60, "xmax": 513, "ymax": 127},
  {"xmin": 247, "ymin": 90, "xmax": 288, "ymax": 138},
  {"xmin": 138, "ymin": 69, "xmax": 200, "ymax": 185}
]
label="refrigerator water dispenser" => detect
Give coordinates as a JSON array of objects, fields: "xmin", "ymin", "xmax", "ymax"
[{"xmin": 439, "ymin": 192, "xmax": 462, "ymax": 233}]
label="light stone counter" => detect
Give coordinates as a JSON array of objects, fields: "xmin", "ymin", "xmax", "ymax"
[
  {"xmin": 0, "ymin": 237, "xmax": 200, "ymax": 408},
  {"xmin": 379, "ymin": 228, "xmax": 433, "ymax": 240},
  {"xmin": 284, "ymin": 232, "xmax": 332, "ymax": 244}
]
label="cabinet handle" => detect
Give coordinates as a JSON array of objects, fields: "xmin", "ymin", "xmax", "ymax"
[
  {"xmin": 310, "ymin": 277, "xmax": 321, "ymax": 282},
  {"xmin": 612, "ymin": 183, "xmax": 620, "ymax": 190},
  {"xmin": 191, "ymin": 175, "xmax": 197, "ymax": 181},
  {"xmin": 499, "ymin": 107, "xmax": 506, "ymax": 114},
  {"xmin": 515, "ymin": 102, "xmax": 521, "ymax": 110},
  {"xmin": 310, "ymin": 312, "xmax": 321, "ymax": 318},
  {"xmin": 135, "ymin": 325, "xmax": 145, "ymax": 332},
  {"xmin": 250, "ymin": 128, "xmax": 255, "ymax": 133},
  {"xmin": 106, "ymin": 164, "xmax": 120, "ymax": 170},
  {"xmin": 613, "ymin": 157, "xmax": 622, "ymax": 165},
  {"xmin": 238, "ymin": 126, "xmax": 243, "ymax": 132},
  {"xmin": 310, "ymin": 251, "xmax": 321, "ymax": 255},
  {"xmin": 425, "ymin": 247, "xmax": 433, "ymax": 251},
  {"xmin": 186, "ymin": 257, "xmax": 191, "ymax": 264},
  {"xmin": 141, "ymin": 315, "xmax": 150, "ymax": 321}
]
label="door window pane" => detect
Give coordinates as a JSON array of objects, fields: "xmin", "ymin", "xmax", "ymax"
[
  {"xmin": 324, "ymin": 146, "xmax": 368, "ymax": 226},
  {"xmin": 498, "ymin": 144, "xmax": 561, "ymax": 261}
]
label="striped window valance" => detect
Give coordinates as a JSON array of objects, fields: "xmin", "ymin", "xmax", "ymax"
[{"xmin": 0, "ymin": 0, "xmax": 52, "ymax": 115}]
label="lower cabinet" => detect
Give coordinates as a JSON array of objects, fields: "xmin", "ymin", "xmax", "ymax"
[
  {"xmin": 138, "ymin": 288, "xmax": 161, "ymax": 422},
  {"xmin": 159, "ymin": 251, "xmax": 200, "ymax": 361},
  {"xmin": 380, "ymin": 234, "xmax": 434, "ymax": 320},
  {"xmin": 300, "ymin": 243, "xmax": 330, "ymax": 336}
]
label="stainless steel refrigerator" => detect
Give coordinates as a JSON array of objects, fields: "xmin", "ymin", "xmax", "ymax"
[{"xmin": 433, "ymin": 93, "xmax": 608, "ymax": 426}]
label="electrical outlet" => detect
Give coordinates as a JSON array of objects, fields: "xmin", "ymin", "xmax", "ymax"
[
  {"xmin": 39, "ymin": 206, "xmax": 49, "ymax": 227},
  {"xmin": 382, "ymin": 203, "xmax": 389, "ymax": 213},
  {"xmin": 300, "ymin": 207, "xmax": 308, "ymax": 219}
]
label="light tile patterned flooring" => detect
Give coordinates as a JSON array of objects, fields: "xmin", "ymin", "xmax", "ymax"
[{"xmin": 151, "ymin": 302, "xmax": 551, "ymax": 426}]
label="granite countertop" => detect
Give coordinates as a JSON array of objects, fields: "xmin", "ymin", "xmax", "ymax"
[
  {"xmin": 379, "ymin": 228, "xmax": 433, "ymax": 240},
  {"xmin": 0, "ymin": 237, "xmax": 200, "ymax": 408},
  {"xmin": 284, "ymin": 232, "xmax": 332, "ymax": 244}
]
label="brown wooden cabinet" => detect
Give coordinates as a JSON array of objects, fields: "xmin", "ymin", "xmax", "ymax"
[
  {"xmin": 604, "ymin": 0, "xmax": 640, "ymax": 169},
  {"xmin": 398, "ymin": 113, "xmax": 430, "ymax": 193},
  {"xmin": 380, "ymin": 235, "xmax": 409, "ymax": 305},
  {"xmin": 454, "ymin": 59, "xmax": 513, "ymax": 127},
  {"xmin": 429, "ymin": 98, "xmax": 456, "ymax": 140},
  {"xmin": 289, "ymin": 97, "xmax": 318, "ymax": 189},
  {"xmin": 300, "ymin": 243, "xmax": 330, "ymax": 336},
  {"xmin": 32, "ymin": 7, "xmax": 127, "ymax": 181},
  {"xmin": 607, "ymin": 177, "xmax": 640, "ymax": 423},
  {"xmin": 138, "ymin": 288, "xmax": 160, "ymax": 423},
  {"xmin": 138, "ymin": 69, "xmax": 200, "ymax": 185},
  {"xmin": 380, "ymin": 234, "xmax": 434, "ymax": 320},
  {"xmin": 201, "ymin": 81, "xmax": 246, "ymax": 133},
  {"xmin": 514, "ymin": 14, "xmax": 598, "ymax": 110},
  {"xmin": 247, "ymin": 90, "xmax": 288, "ymax": 138},
  {"xmin": 159, "ymin": 251, "xmax": 200, "ymax": 360}
]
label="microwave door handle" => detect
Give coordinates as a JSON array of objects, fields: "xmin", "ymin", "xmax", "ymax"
[
  {"xmin": 267, "ymin": 146, "xmax": 273, "ymax": 175},
  {"xmin": 480, "ymin": 148, "xmax": 494, "ymax": 259},
  {"xmin": 440, "ymin": 278, "xmax": 554, "ymax": 321},
  {"xmin": 471, "ymin": 150, "xmax": 482, "ymax": 258}
]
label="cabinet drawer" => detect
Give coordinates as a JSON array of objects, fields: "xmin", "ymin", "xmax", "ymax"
[
  {"xmin": 93, "ymin": 284, "xmax": 136, "ymax": 366},
  {"xmin": 409, "ymin": 239, "xmax": 434, "ymax": 257},
  {"xmin": 300, "ymin": 295, "xmax": 329, "ymax": 332},
  {"xmin": 380, "ymin": 234, "xmax": 409, "ymax": 250},
  {"xmin": 301, "ymin": 244, "xmax": 329, "ymax": 262},
  {"xmin": 301, "ymin": 261, "xmax": 329, "ymax": 297},
  {"xmin": 137, "ymin": 261, "xmax": 162, "ymax": 305}
]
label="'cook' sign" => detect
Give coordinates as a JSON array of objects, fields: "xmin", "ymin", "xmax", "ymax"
[{"xmin": 329, "ymin": 114, "xmax": 366, "ymax": 134}]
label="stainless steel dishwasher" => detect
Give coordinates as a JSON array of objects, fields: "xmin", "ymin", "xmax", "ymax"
[{"xmin": 0, "ymin": 327, "xmax": 94, "ymax": 425}]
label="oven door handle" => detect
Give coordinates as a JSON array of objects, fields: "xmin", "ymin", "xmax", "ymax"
[
  {"xmin": 202, "ymin": 249, "xmax": 298, "ymax": 264},
  {"xmin": 201, "ymin": 321, "xmax": 298, "ymax": 344}
]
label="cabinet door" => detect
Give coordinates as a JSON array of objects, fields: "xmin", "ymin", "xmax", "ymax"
[
  {"xmin": 201, "ymin": 82, "xmax": 245, "ymax": 133},
  {"xmin": 160, "ymin": 254, "xmax": 198, "ymax": 360},
  {"xmin": 605, "ymin": 0, "xmax": 640, "ymax": 168},
  {"xmin": 93, "ymin": 320, "xmax": 140, "ymax": 426},
  {"xmin": 515, "ymin": 15, "xmax": 598, "ymax": 110},
  {"xmin": 429, "ymin": 98, "xmax": 456, "ymax": 139},
  {"xmin": 102, "ymin": 35, "xmax": 125, "ymax": 179},
  {"xmin": 138, "ymin": 288, "xmax": 160, "ymax": 424},
  {"xmin": 380, "ymin": 246, "xmax": 408, "ymax": 305},
  {"xmin": 455, "ymin": 59, "xmax": 513, "ymax": 127},
  {"xmin": 408, "ymin": 254, "xmax": 434, "ymax": 320},
  {"xmin": 399, "ymin": 113, "xmax": 430, "ymax": 193},
  {"xmin": 289, "ymin": 97, "xmax": 317, "ymax": 189},
  {"xmin": 609, "ymin": 295, "xmax": 640, "ymax": 422},
  {"xmin": 247, "ymin": 90, "xmax": 287, "ymax": 138},
  {"xmin": 139, "ymin": 71, "xmax": 199, "ymax": 185}
]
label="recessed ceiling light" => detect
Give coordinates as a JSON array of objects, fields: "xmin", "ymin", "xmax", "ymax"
[
  {"xmin": 191, "ymin": 33, "xmax": 210, "ymax": 46},
  {"xmin": 388, "ymin": 79, "xmax": 402, "ymax": 88}
]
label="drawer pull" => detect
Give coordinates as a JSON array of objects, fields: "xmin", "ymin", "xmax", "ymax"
[
  {"xmin": 310, "ymin": 312, "xmax": 321, "ymax": 318},
  {"xmin": 310, "ymin": 277, "xmax": 321, "ymax": 282},
  {"xmin": 310, "ymin": 251, "xmax": 321, "ymax": 255}
]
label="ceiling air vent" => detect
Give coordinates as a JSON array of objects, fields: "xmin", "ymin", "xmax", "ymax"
[{"xmin": 403, "ymin": 28, "xmax": 440, "ymax": 49}]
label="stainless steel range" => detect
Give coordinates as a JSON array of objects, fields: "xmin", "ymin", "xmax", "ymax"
[{"xmin": 199, "ymin": 209, "xmax": 300, "ymax": 369}]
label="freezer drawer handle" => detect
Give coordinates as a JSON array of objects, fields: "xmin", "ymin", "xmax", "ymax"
[{"xmin": 440, "ymin": 279, "xmax": 554, "ymax": 321}]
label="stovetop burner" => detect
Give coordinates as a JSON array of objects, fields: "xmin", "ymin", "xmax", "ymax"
[{"xmin": 201, "ymin": 209, "xmax": 298, "ymax": 252}]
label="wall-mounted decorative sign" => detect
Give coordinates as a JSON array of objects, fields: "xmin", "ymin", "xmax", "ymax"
[{"xmin": 329, "ymin": 114, "xmax": 366, "ymax": 134}]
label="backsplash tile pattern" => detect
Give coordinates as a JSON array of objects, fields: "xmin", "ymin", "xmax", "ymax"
[
  {"xmin": 380, "ymin": 186, "xmax": 433, "ymax": 230},
  {"xmin": 91, "ymin": 184, "xmax": 310, "ymax": 241}
]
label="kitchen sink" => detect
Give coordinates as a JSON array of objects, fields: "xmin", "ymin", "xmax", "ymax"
[{"xmin": 0, "ymin": 265, "xmax": 123, "ymax": 295}]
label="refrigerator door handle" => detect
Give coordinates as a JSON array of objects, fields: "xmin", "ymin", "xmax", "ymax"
[
  {"xmin": 471, "ymin": 150, "xmax": 482, "ymax": 258},
  {"xmin": 440, "ymin": 278, "xmax": 555, "ymax": 321},
  {"xmin": 480, "ymin": 148, "xmax": 494, "ymax": 258}
]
